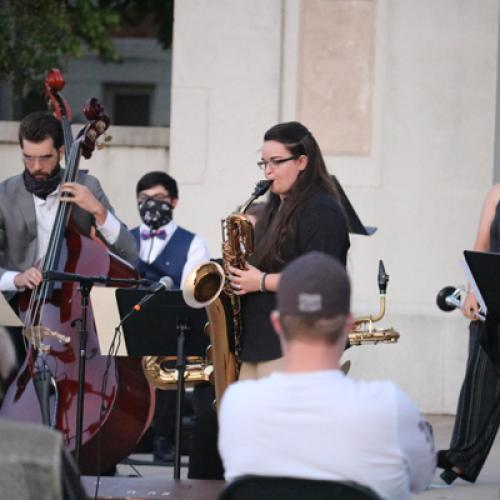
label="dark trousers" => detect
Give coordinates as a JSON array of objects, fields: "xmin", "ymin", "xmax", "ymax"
[
  {"xmin": 152, "ymin": 383, "xmax": 223, "ymax": 479},
  {"xmin": 188, "ymin": 383, "xmax": 224, "ymax": 479},
  {"xmin": 152, "ymin": 389, "xmax": 178, "ymax": 441},
  {"xmin": 443, "ymin": 321, "xmax": 500, "ymax": 481}
]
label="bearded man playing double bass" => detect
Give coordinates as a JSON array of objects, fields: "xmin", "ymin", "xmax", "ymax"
[{"xmin": 0, "ymin": 111, "xmax": 137, "ymax": 294}]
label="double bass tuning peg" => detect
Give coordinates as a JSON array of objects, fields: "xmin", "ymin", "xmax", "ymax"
[{"xmin": 96, "ymin": 134, "xmax": 113, "ymax": 150}]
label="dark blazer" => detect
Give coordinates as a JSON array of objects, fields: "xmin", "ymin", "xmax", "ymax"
[{"xmin": 0, "ymin": 171, "xmax": 137, "ymax": 278}]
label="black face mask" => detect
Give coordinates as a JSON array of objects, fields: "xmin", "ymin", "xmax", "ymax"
[
  {"xmin": 22, "ymin": 165, "xmax": 62, "ymax": 200},
  {"xmin": 138, "ymin": 198, "xmax": 174, "ymax": 230}
]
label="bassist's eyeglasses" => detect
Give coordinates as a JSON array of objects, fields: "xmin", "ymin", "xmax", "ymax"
[{"xmin": 23, "ymin": 154, "xmax": 56, "ymax": 167}]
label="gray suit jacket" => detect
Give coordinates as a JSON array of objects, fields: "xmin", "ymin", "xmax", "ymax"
[{"xmin": 0, "ymin": 171, "xmax": 137, "ymax": 278}]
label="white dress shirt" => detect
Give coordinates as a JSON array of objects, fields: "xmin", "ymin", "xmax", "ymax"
[
  {"xmin": 0, "ymin": 187, "xmax": 121, "ymax": 291},
  {"xmin": 138, "ymin": 220, "xmax": 210, "ymax": 288}
]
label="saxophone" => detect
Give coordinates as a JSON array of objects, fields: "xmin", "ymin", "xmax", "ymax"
[
  {"xmin": 182, "ymin": 180, "xmax": 272, "ymax": 405},
  {"xmin": 349, "ymin": 260, "xmax": 400, "ymax": 345}
]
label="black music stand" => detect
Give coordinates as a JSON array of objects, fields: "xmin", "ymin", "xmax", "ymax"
[
  {"xmin": 463, "ymin": 250, "xmax": 500, "ymax": 367},
  {"xmin": 330, "ymin": 175, "xmax": 377, "ymax": 235},
  {"xmin": 116, "ymin": 289, "xmax": 209, "ymax": 479}
]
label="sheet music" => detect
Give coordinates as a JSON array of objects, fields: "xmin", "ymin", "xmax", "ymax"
[
  {"xmin": 90, "ymin": 287, "xmax": 128, "ymax": 356},
  {"xmin": 0, "ymin": 293, "xmax": 22, "ymax": 327},
  {"xmin": 461, "ymin": 257, "xmax": 488, "ymax": 314}
]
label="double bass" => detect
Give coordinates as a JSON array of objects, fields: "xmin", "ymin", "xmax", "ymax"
[{"xmin": 0, "ymin": 74, "xmax": 154, "ymax": 474}]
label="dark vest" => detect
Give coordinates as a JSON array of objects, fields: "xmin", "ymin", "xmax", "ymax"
[{"xmin": 131, "ymin": 226, "xmax": 195, "ymax": 289}]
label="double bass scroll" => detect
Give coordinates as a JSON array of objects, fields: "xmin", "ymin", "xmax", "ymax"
[{"xmin": 44, "ymin": 68, "xmax": 73, "ymax": 161}]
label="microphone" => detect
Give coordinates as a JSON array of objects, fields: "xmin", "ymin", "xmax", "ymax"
[
  {"xmin": 436, "ymin": 286, "xmax": 462, "ymax": 312},
  {"xmin": 133, "ymin": 276, "xmax": 174, "ymax": 312},
  {"xmin": 436, "ymin": 286, "xmax": 485, "ymax": 321}
]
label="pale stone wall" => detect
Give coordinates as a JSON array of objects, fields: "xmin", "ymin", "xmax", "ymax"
[
  {"xmin": 297, "ymin": 0, "xmax": 376, "ymax": 155},
  {"xmin": 340, "ymin": 0, "xmax": 499, "ymax": 413},
  {"xmin": 170, "ymin": 0, "xmax": 500, "ymax": 414},
  {"xmin": 168, "ymin": 0, "xmax": 284, "ymax": 248}
]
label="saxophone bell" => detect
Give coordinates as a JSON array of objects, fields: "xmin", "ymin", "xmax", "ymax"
[{"xmin": 183, "ymin": 261, "xmax": 225, "ymax": 308}]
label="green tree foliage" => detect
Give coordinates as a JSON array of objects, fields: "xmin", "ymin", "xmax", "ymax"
[
  {"xmin": 119, "ymin": 0, "xmax": 174, "ymax": 51},
  {"xmin": 0, "ymin": 0, "xmax": 173, "ymax": 96}
]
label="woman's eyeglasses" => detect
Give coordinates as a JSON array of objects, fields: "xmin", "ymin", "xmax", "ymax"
[{"xmin": 257, "ymin": 156, "xmax": 297, "ymax": 171}]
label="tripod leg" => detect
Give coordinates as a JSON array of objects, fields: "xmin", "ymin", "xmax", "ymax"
[
  {"xmin": 174, "ymin": 368, "xmax": 185, "ymax": 479},
  {"xmin": 174, "ymin": 327, "xmax": 186, "ymax": 479}
]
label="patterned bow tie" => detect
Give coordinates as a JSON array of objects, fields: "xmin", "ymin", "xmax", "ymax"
[{"xmin": 141, "ymin": 229, "xmax": 167, "ymax": 240}]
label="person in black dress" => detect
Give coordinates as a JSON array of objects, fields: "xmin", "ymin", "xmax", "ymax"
[
  {"xmin": 228, "ymin": 121, "xmax": 350, "ymax": 380},
  {"xmin": 438, "ymin": 184, "xmax": 500, "ymax": 484}
]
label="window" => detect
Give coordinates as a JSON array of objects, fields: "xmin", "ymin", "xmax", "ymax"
[{"xmin": 104, "ymin": 84, "xmax": 154, "ymax": 127}]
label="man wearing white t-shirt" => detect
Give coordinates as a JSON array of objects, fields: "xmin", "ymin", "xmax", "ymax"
[{"xmin": 218, "ymin": 251, "xmax": 435, "ymax": 500}]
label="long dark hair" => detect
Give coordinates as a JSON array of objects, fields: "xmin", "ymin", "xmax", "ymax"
[{"xmin": 252, "ymin": 121, "xmax": 340, "ymax": 270}]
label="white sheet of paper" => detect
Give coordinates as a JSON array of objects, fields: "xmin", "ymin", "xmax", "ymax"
[
  {"xmin": 0, "ymin": 293, "xmax": 22, "ymax": 326},
  {"xmin": 461, "ymin": 256, "xmax": 488, "ymax": 314},
  {"xmin": 90, "ymin": 287, "xmax": 128, "ymax": 356}
]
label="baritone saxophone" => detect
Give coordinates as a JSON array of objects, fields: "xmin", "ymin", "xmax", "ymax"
[{"xmin": 183, "ymin": 180, "xmax": 272, "ymax": 406}]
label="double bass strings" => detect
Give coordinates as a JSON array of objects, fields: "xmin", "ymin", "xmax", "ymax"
[{"xmin": 23, "ymin": 134, "xmax": 84, "ymax": 423}]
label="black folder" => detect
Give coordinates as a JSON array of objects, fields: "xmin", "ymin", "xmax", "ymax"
[
  {"xmin": 463, "ymin": 249, "xmax": 500, "ymax": 369},
  {"xmin": 463, "ymin": 250, "xmax": 500, "ymax": 320}
]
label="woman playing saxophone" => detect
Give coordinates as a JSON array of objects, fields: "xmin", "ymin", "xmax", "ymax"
[{"xmin": 228, "ymin": 121, "xmax": 350, "ymax": 380}]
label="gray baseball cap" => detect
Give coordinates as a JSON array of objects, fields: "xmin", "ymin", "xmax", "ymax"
[{"xmin": 277, "ymin": 252, "xmax": 350, "ymax": 317}]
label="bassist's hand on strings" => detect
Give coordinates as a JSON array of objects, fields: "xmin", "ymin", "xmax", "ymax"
[
  {"xmin": 14, "ymin": 267, "xmax": 42, "ymax": 290},
  {"xmin": 60, "ymin": 182, "xmax": 108, "ymax": 225}
]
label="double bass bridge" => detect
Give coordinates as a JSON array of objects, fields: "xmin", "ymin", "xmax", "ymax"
[{"xmin": 23, "ymin": 326, "xmax": 71, "ymax": 352}]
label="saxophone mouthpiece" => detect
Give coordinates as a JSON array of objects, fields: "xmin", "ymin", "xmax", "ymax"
[
  {"xmin": 378, "ymin": 260, "xmax": 389, "ymax": 294},
  {"xmin": 252, "ymin": 180, "xmax": 272, "ymax": 196}
]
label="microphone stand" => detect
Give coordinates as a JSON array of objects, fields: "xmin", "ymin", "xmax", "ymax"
[
  {"xmin": 42, "ymin": 270, "xmax": 148, "ymax": 468},
  {"xmin": 43, "ymin": 270, "xmax": 152, "ymax": 288},
  {"xmin": 75, "ymin": 279, "xmax": 91, "ymax": 467}
]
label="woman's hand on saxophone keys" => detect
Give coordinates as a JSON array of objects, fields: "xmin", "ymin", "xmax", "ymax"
[{"xmin": 228, "ymin": 264, "xmax": 262, "ymax": 295}]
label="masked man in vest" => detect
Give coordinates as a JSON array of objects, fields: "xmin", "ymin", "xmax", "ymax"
[
  {"xmin": 131, "ymin": 171, "xmax": 223, "ymax": 478},
  {"xmin": 131, "ymin": 171, "xmax": 209, "ymax": 289}
]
